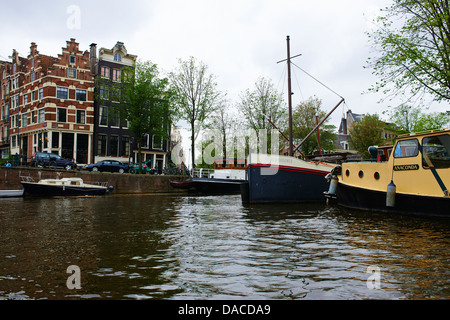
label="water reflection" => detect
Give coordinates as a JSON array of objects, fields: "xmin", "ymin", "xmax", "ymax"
[{"xmin": 0, "ymin": 195, "xmax": 449, "ymax": 300}]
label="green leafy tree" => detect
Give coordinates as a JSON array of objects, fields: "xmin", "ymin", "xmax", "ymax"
[
  {"xmin": 99, "ymin": 60, "xmax": 174, "ymax": 173},
  {"xmin": 414, "ymin": 111, "xmax": 450, "ymax": 131},
  {"xmin": 349, "ymin": 114, "xmax": 389, "ymax": 158},
  {"xmin": 384, "ymin": 105, "xmax": 450, "ymax": 132},
  {"xmin": 366, "ymin": 0, "xmax": 450, "ymax": 102},
  {"xmin": 291, "ymin": 97, "xmax": 336, "ymax": 156}
]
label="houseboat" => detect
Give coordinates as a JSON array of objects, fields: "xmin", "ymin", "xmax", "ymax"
[
  {"xmin": 241, "ymin": 153, "xmax": 336, "ymax": 203},
  {"xmin": 241, "ymin": 36, "xmax": 344, "ymax": 204},
  {"xmin": 324, "ymin": 128, "xmax": 449, "ymax": 216},
  {"xmin": 21, "ymin": 177, "xmax": 113, "ymax": 197}
]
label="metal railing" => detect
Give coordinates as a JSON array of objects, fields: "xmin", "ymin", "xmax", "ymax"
[{"xmin": 191, "ymin": 168, "xmax": 214, "ymax": 178}]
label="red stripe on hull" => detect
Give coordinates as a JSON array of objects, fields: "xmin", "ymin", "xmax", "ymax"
[{"xmin": 250, "ymin": 163, "xmax": 329, "ymax": 176}]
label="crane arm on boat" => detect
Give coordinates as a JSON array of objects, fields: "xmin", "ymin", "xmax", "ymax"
[{"xmin": 293, "ymin": 97, "xmax": 345, "ymax": 154}]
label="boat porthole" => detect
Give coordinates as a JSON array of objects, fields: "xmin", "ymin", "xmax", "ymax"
[
  {"xmin": 374, "ymin": 172, "xmax": 380, "ymax": 180},
  {"xmin": 346, "ymin": 169, "xmax": 350, "ymax": 177},
  {"xmin": 358, "ymin": 170, "xmax": 364, "ymax": 178}
]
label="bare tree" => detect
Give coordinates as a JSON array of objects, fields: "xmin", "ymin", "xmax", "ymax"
[
  {"xmin": 238, "ymin": 77, "xmax": 286, "ymax": 132},
  {"xmin": 237, "ymin": 77, "xmax": 287, "ymax": 152},
  {"xmin": 170, "ymin": 57, "xmax": 222, "ymax": 168},
  {"xmin": 208, "ymin": 100, "xmax": 236, "ymax": 162}
]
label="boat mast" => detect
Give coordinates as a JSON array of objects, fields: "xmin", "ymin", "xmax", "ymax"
[
  {"xmin": 277, "ymin": 36, "xmax": 301, "ymax": 157},
  {"xmin": 279, "ymin": 37, "xmax": 345, "ymax": 157},
  {"xmin": 286, "ymin": 36, "xmax": 294, "ymax": 157}
]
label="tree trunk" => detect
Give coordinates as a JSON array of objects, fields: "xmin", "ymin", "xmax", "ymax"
[
  {"xmin": 138, "ymin": 141, "xmax": 143, "ymax": 174},
  {"xmin": 222, "ymin": 133, "xmax": 227, "ymax": 167},
  {"xmin": 191, "ymin": 122, "xmax": 195, "ymax": 169}
]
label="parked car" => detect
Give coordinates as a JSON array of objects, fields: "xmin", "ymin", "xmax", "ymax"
[
  {"xmin": 82, "ymin": 160, "xmax": 129, "ymax": 173},
  {"xmin": 31, "ymin": 152, "xmax": 77, "ymax": 170},
  {"xmin": 129, "ymin": 160, "xmax": 156, "ymax": 174}
]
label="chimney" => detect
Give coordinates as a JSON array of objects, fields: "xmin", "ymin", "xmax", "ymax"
[
  {"xmin": 89, "ymin": 43, "xmax": 97, "ymax": 75},
  {"xmin": 342, "ymin": 118, "xmax": 347, "ymax": 135},
  {"xmin": 30, "ymin": 42, "xmax": 38, "ymax": 56}
]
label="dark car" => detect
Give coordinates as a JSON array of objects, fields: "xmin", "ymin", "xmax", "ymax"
[
  {"xmin": 31, "ymin": 152, "xmax": 77, "ymax": 170},
  {"xmin": 82, "ymin": 160, "xmax": 129, "ymax": 173}
]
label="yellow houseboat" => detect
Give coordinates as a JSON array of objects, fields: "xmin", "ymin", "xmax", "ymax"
[{"xmin": 325, "ymin": 128, "xmax": 449, "ymax": 216}]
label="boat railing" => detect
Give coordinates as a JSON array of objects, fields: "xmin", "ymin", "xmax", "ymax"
[
  {"xmin": 20, "ymin": 175, "xmax": 35, "ymax": 182},
  {"xmin": 191, "ymin": 168, "xmax": 214, "ymax": 178},
  {"xmin": 397, "ymin": 127, "xmax": 450, "ymax": 138}
]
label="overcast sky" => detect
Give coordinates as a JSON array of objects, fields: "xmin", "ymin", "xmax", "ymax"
[{"xmin": 0, "ymin": 0, "xmax": 446, "ymax": 151}]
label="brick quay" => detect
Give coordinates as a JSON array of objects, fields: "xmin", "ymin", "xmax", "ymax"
[{"xmin": 0, "ymin": 167, "xmax": 187, "ymax": 195}]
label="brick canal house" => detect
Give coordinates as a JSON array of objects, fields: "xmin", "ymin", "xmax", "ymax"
[
  {"xmin": 0, "ymin": 60, "xmax": 12, "ymax": 159},
  {"xmin": 1, "ymin": 39, "xmax": 95, "ymax": 165},
  {"xmin": 0, "ymin": 39, "xmax": 173, "ymax": 171}
]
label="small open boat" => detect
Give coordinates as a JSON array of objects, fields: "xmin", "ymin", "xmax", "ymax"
[
  {"xmin": 0, "ymin": 189, "xmax": 24, "ymax": 198},
  {"xmin": 21, "ymin": 177, "xmax": 113, "ymax": 197},
  {"xmin": 170, "ymin": 180, "xmax": 195, "ymax": 189}
]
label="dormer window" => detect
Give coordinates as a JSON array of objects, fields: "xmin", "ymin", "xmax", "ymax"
[{"xmin": 114, "ymin": 53, "xmax": 122, "ymax": 62}]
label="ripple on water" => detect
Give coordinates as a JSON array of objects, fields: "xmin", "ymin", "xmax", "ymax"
[{"xmin": 0, "ymin": 195, "xmax": 449, "ymax": 300}]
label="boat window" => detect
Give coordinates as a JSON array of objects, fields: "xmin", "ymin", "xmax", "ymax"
[
  {"xmin": 393, "ymin": 139, "xmax": 419, "ymax": 158},
  {"xmin": 422, "ymin": 134, "xmax": 450, "ymax": 169}
]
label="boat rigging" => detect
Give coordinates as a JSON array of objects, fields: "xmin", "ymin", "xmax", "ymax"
[{"xmin": 275, "ymin": 35, "xmax": 345, "ymax": 157}]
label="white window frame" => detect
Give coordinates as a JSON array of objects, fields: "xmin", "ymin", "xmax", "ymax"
[
  {"xmin": 56, "ymin": 87, "xmax": 68, "ymax": 99},
  {"xmin": 38, "ymin": 109, "xmax": 45, "ymax": 123},
  {"xmin": 57, "ymin": 108, "xmax": 67, "ymax": 123}
]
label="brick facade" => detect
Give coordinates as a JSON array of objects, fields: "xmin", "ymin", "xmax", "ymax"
[
  {"xmin": 1, "ymin": 39, "xmax": 95, "ymax": 164},
  {"xmin": 0, "ymin": 60, "xmax": 12, "ymax": 158},
  {"xmin": 0, "ymin": 38, "xmax": 172, "ymax": 171}
]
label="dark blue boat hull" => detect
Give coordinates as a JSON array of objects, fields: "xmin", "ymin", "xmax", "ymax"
[
  {"xmin": 190, "ymin": 178, "xmax": 245, "ymax": 194},
  {"xmin": 242, "ymin": 164, "xmax": 330, "ymax": 203}
]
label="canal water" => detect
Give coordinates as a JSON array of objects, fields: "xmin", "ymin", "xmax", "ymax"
[{"xmin": 0, "ymin": 194, "xmax": 449, "ymax": 300}]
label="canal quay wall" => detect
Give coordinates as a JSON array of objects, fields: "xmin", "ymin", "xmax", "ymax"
[{"xmin": 0, "ymin": 167, "xmax": 188, "ymax": 195}]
